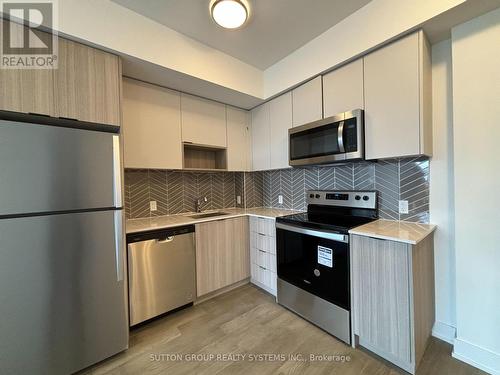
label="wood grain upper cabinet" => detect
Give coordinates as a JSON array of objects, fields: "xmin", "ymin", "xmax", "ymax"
[
  {"xmin": 251, "ymin": 102, "xmax": 271, "ymax": 171},
  {"xmin": 226, "ymin": 106, "xmax": 251, "ymax": 171},
  {"xmin": 195, "ymin": 217, "xmax": 250, "ymax": 297},
  {"xmin": 54, "ymin": 38, "xmax": 121, "ymax": 126},
  {"xmin": 292, "ymin": 76, "xmax": 323, "ymax": 127},
  {"xmin": 181, "ymin": 94, "xmax": 227, "ymax": 147},
  {"xmin": 364, "ymin": 31, "xmax": 432, "ymax": 160},
  {"xmin": 122, "ymin": 78, "xmax": 182, "ymax": 169},
  {"xmin": 322, "ymin": 59, "xmax": 364, "ymax": 117},
  {"xmin": 0, "ymin": 20, "xmax": 56, "ymax": 116},
  {"xmin": 270, "ymin": 92, "xmax": 292, "ymax": 169}
]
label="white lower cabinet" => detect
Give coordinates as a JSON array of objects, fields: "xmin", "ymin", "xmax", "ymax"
[{"xmin": 249, "ymin": 217, "xmax": 277, "ymax": 295}]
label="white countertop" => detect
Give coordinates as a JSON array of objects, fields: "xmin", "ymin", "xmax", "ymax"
[
  {"xmin": 348, "ymin": 219, "xmax": 436, "ymax": 245},
  {"xmin": 126, "ymin": 207, "xmax": 302, "ymax": 234}
]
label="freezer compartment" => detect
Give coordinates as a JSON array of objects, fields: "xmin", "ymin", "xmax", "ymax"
[
  {"xmin": 128, "ymin": 226, "xmax": 196, "ymax": 326},
  {"xmin": 0, "ymin": 210, "xmax": 128, "ymax": 375},
  {"xmin": 0, "ymin": 119, "xmax": 122, "ymax": 215}
]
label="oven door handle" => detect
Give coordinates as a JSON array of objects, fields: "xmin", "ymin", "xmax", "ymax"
[{"xmin": 276, "ymin": 223, "xmax": 348, "ymax": 243}]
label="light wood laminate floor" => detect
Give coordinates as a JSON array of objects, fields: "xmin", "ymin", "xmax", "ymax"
[{"xmin": 82, "ymin": 284, "xmax": 484, "ymax": 375}]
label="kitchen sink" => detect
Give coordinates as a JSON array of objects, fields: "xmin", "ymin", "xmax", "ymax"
[{"xmin": 187, "ymin": 212, "xmax": 229, "ymax": 219}]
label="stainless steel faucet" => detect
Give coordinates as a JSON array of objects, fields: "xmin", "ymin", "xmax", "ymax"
[{"xmin": 195, "ymin": 196, "xmax": 208, "ymax": 213}]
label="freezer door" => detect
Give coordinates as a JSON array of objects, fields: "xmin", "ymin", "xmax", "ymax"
[
  {"xmin": 0, "ymin": 210, "xmax": 128, "ymax": 375},
  {"xmin": 0, "ymin": 120, "xmax": 122, "ymax": 215}
]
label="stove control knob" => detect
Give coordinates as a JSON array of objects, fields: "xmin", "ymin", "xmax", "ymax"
[
  {"xmin": 309, "ymin": 194, "xmax": 315, "ymax": 198},
  {"xmin": 315, "ymin": 194, "xmax": 321, "ymax": 199},
  {"xmin": 355, "ymin": 195, "xmax": 361, "ymax": 201},
  {"xmin": 363, "ymin": 195, "xmax": 370, "ymax": 201}
]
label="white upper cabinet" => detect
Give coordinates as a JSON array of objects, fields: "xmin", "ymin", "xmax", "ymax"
[
  {"xmin": 122, "ymin": 78, "xmax": 182, "ymax": 169},
  {"xmin": 226, "ymin": 106, "xmax": 252, "ymax": 171},
  {"xmin": 181, "ymin": 94, "xmax": 227, "ymax": 147},
  {"xmin": 269, "ymin": 92, "xmax": 293, "ymax": 169},
  {"xmin": 292, "ymin": 76, "xmax": 323, "ymax": 127},
  {"xmin": 251, "ymin": 103, "xmax": 271, "ymax": 171},
  {"xmin": 323, "ymin": 59, "xmax": 364, "ymax": 117},
  {"xmin": 364, "ymin": 31, "xmax": 432, "ymax": 160}
]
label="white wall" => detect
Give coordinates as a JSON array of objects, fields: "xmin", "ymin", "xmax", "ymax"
[
  {"xmin": 56, "ymin": 0, "xmax": 264, "ymax": 98},
  {"xmin": 430, "ymin": 39, "xmax": 457, "ymax": 344},
  {"xmin": 264, "ymin": 0, "xmax": 465, "ymax": 97},
  {"xmin": 451, "ymin": 8, "xmax": 500, "ymax": 374}
]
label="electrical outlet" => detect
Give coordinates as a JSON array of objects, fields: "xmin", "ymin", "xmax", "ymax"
[
  {"xmin": 236, "ymin": 195, "xmax": 242, "ymax": 205},
  {"xmin": 150, "ymin": 201, "xmax": 157, "ymax": 212},
  {"xmin": 278, "ymin": 194, "xmax": 283, "ymax": 204},
  {"xmin": 398, "ymin": 200, "xmax": 409, "ymax": 214}
]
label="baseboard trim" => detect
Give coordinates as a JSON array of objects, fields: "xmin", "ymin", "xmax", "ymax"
[
  {"xmin": 432, "ymin": 321, "xmax": 456, "ymax": 344},
  {"xmin": 453, "ymin": 338, "xmax": 500, "ymax": 375}
]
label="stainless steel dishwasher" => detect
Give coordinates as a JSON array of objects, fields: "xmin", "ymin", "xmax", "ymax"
[{"xmin": 127, "ymin": 225, "xmax": 195, "ymax": 326}]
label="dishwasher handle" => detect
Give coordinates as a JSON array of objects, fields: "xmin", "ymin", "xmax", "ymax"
[{"xmin": 157, "ymin": 236, "xmax": 174, "ymax": 244}]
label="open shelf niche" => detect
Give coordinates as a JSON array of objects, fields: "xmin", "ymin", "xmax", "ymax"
[{"xmin": 182, "ymin": 143, "xmax": 227, "ymax": 171}]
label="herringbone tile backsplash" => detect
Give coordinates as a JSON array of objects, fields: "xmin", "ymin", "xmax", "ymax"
[
  {"xmin": 125, "ymin": 156, "xmax": 429, "ymax": 223},
  {"xmin": 244, "ymin": 156, "xmax": 430, "ymax": 223},
  {"xmin": 124, "ymin": 170, "xmax": 244, "ymax": 219}
]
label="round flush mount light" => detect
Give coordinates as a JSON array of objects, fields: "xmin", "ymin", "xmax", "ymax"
[{"xmin": 210, "ymin": 0, "xmax": 250, "ymax": 29}]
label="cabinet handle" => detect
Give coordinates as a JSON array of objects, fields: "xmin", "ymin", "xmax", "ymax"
[
  {"xmin": 257, "ymin": 232, "xmax": 266, "ymax": 236},
  {"xmin": 259, "ymin": 266, "xmax": 267, "ymax": 270},
  {"xmin": 28, "ymin": 112, "xmax": 51, "ymax": 117},
  {"xmin": 258, "ymin": 249, "xmax": 266, "ymax": 253}
]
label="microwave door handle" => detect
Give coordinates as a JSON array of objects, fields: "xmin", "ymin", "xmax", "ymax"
[{"xmin": 337, "ymin": 121, "xmax": 345, "ymax": 153}]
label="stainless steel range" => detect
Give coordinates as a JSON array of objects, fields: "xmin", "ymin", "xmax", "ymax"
[{"xmin": 275, "ymin": 190, "xmax": 378, "ymax": 344}]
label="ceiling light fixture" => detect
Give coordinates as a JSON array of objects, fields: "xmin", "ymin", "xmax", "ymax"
[{"xmin": 210, "ymin": 0, "xmax": 249, "ymax": 30}]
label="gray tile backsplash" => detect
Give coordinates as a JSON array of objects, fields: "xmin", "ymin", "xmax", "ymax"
[
  {"xmin": 125, "ymin": 156, "xmax": 430, "ymax": 223},
  {"xmin": 243, "ymin": 156, "xmax": 430, "ymax": 223},
  {"xmin": 124, "ymin": 170, "xmax": 244, "ymax": 219}
]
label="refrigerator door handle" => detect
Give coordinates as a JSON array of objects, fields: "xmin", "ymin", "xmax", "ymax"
[
  {"xmin": 114, "ymin": 211, "xmax": 124, "ymax": 282},
  {"xmin": 112, "ymin": 135, "xmax": 123, "ymax": 208}
]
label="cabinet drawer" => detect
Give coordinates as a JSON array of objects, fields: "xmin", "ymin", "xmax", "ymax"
[
  {"xmin": 251, "ymin": 247, "xmax": 276, "ymax": 272},
  {"xmin": 251, "ymin": 262, "xmax": 277, "ymax": 292},
  {"xmin": 250, "ymin": 232, "xmax": 276, "ymax": 254},
  {"xmin": 249, "ymin": 216, "xmax": 275, "ymax": 237}
]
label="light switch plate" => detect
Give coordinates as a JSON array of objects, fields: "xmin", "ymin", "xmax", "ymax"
[
  {"xmin": 150, "ymin": 201, "xmax": 157, "ymax": 212},
  {"xmin": 398, "ymin": 200, "xmax": 409, "ymax": 214},
  {"xmin": 237, "ymin": 195, "xmax": 241, "ymax": 205},
  {"xmin": 278, "ymin": 194, "xmax": 283, "ymax": 204}
]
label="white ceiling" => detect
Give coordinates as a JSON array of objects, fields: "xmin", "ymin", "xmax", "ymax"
[{"xmin": 110, "ymin": 0, "xmax": 372, "ymax": 69}]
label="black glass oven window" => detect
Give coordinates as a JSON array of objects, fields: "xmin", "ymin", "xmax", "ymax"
[
  {"xmin": 290, "ymin": 122, "xmax": 340, "ymax": 160},
  {"xmin": 276, "ymin": 228, "xmax": 350, "ymax": 310}
]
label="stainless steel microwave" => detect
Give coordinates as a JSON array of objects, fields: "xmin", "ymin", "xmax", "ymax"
[{"xmin": 289, "ymin": 109, "xmax": 364, "ymax": 166}]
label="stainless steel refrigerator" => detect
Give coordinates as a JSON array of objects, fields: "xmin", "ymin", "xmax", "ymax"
[{"xmin": 0, "ymin": 117, "xmax": 128, "ymax": 374}]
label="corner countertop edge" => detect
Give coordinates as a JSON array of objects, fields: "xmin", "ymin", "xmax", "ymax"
[{"xmin": 348, "ymin": 219, "xmax": 437, "ymax": 245}]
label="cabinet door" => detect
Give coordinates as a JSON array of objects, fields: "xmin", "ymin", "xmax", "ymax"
[
  {"xmin": 122, "ymin": 78, "xmax": 182, "ymax": 169},
  {"xmin": 181, "ymin": 94, "xmax": 227, "ymax": 147},
  {"xmin": 0, "ymin": 20, "xmax": 55, "ymax": 116},
  {"xmin": 251, "ymin": 103, "xmax": 271, "ymax": 171},
  {"xmin": 195, "ymin": 217, "xmax": 249, "ymax": 297},
  {"xmin": 55, "ymin": 38, "xmax": 121, "ymax": 126},
  {"xmin": 196, "ymin": 220, "xmax": 225, "ymax": 297},
  {"xmin": 364, "ymin": 33, "xmax": 420, "ymax": 159},
  {"xmin": 270, "ymin": 92, "xmax": 292, "ymax": 169},
  {"xmin": 352, "ymin": 235, "xmax": 412, "ymax": 365},
  {"xmin": 224, "ymin": 216, "xmax": 250, "ymax": 284},
  {"xmin": 323, "ymin": 59, "xmax": 364, "ymax": 117},
  {"xmin": 226, "ymin": 106, "xmax": 251, "ymax": 171},
  {"xmin": 292, "ymin": 76, "xmax": 323, "ymax": 127}
]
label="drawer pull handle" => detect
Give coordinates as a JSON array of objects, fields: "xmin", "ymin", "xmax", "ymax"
[
  {"xmin": 257, "ymin": 233, "xmax": 266, "ymax": 236},
  {"xmin": 259, "ymin": 266, "xmax": 267, "ymax": 270},
  {"xmin": 258, "ymin": 249, "xmax": 266, "ymax": 253}
]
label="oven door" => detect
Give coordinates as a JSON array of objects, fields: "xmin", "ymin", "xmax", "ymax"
[{"xmin": 276, "ymin": 222, "xmax": 350, "ymax": 310}]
